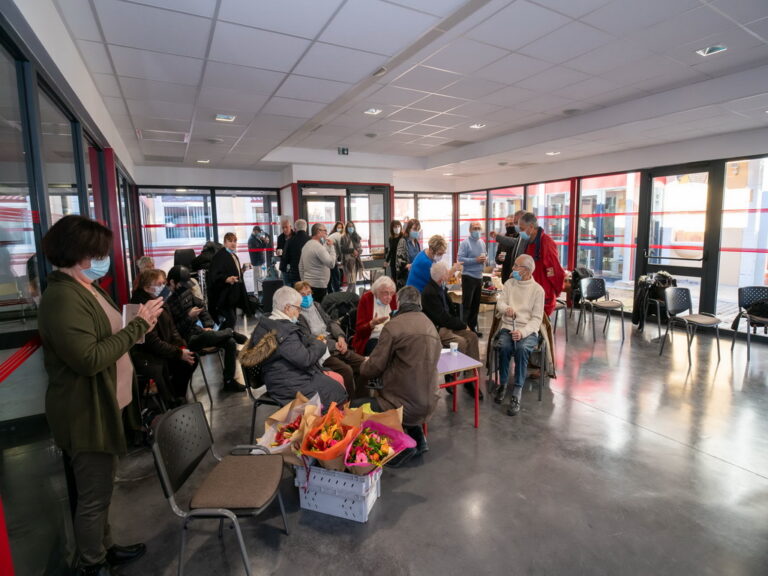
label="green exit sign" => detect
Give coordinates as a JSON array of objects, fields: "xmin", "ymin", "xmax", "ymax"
[{"xmin": 337, "ymin": 147, "xmax": 349, "ymax": 156}]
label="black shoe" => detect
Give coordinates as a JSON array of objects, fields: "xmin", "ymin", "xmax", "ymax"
[
  {"xmin": 492, "ymin": 383, "xmax": 507, "ymax": 404},
  {"xmin": 464, "ymin": 383, "xmax": 484, "ymax": 401},
  {"xmin": 233, "ymin": 331, "xmax": 248, "ymax": 345},
  {"xmin": 106, "ymin": 543, "xmax": 146, "ymax": 566},
  {"xmin": 474, "ymin": 331, "xmax": 483, "ymax": 338},
  {"xmin": 75, "ymin": 560, "xmax": 119, "ymax": 575},
  {"xmin": 223, "ymin": 379, "xmax": 246, "ymax": 392},
  {"xmin": 387, "ymin": 447, "xmax": 416, "ymax": 468},
  {"xmin": 506, "ymin": 396, "xmax": 521, "ymax": 416}
]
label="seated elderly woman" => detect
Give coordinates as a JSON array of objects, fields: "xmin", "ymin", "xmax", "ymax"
[
  {"xmin": 294, "ymin": 281, "xmax": 366, "ymax": 397},
  {"xmin": 353, "ymin": 275, "xmax": 398, "ymax": 355},
  {"xmin": 421, "ymin": 260, "xmax": 482, "ymax": 399},
  {"xmin": 492, "ymin": 254, "xmax": 544, "ymax": 416},
  {"xmin": 259, "ymin": 286, "xmax": 348, "ymax": 406}
]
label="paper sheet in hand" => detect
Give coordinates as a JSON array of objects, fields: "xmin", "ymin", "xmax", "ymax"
[{"xmin": 122, "ymin": 303, "xmax": 144, "ymax": 343}]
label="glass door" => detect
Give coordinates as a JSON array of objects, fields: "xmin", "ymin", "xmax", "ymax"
[
  {"xmin": 303, "ymin": 196, "xmax": 341, "ymax": 231},
  {"xmin": 638, "ymin": 166, "xmax": 723, "ymax": 314}
]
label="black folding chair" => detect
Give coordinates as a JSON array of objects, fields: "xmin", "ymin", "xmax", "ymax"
[
  {"xmin": 730, "ymin": 286, "xmax": 768, "ymax": 362},
  {"xmin": 659, "ymin": 287, "xmax": 722, "ymax": 365}
]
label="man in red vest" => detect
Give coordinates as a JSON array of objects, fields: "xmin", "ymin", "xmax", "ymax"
[{"xmin": 517, "ymin": 212, "xmax": 565, "ymax": 317}]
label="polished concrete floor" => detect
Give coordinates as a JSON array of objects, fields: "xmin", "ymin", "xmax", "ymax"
[{"xmin": 103, "ymin": 308, "xmax": 768, "ymax": 576}]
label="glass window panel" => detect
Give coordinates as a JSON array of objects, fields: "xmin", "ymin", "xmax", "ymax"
[
  {"xmin": 459, "ymin": 191, "xmax": 487, "ymax": 242},
  {"xmin": 394, "ymin": 193, "xmax": 415, "ymax": 223},
  {"xmin": 138, "ymin": 189, "xmax": 213, "ymax": 273},
  {"xmin": 350, "ymin": 193, "xmax": 385, "ymax": 255},
  {"xmin": 0, "ymin": 46, "xmax": 37, "ymax": 332},
  {"xmin": 84, "ymin": 138, "xmax": 95, "ymax": 218},
  {"xmin": 489, "ymin": 186, "xmax": 524, "ymax": 263},
  {"xmin": 528, "ymin": 180, "xmax": 571, "ymax": 268},
  {"xmin": 417, "ymin": 193, "xmax": 453, "ymax": 265},
  {"xmin": 215, "ymin": 189, "xmax": 279, "ymax": 270},
  {"xmin": 718, "ymin": 158, "xmax": 768, "ymax": 325},
  {"xmin": 39, "ymin": 91, "xmax": 80, "ymax": 222},
  {"xmin": 117, "ymin": 171, "xmax": 134, "ymax": 291}
]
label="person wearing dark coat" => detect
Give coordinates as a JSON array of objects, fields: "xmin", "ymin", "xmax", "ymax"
[
  {"xmin": 209, "ymin": 232, "xmax": 251, "ymax": 331},
  {"xmin": 256, "ymin": 287, "xmax": 347, "ymax": 406},
  {"xmin": 385, "ymin": 220, "xmax": 402, "ymax": 281},
  {"xmin": 421, "ymin": 261, "xmax": 482, "ymax": 399},
  {"xmin": 130, "ymin": 269, "xmax": 198, "ymax": 405},
  {"xmin": 280, "ymin": 220, "xmax": 309, "ymax": 287},
  {"xmin": 190, "ymin": 240, "xmax": 221, "ymax": 272},
  {"xmin": 248, "ymin": 226, "xmax": 267, "ymax": 267},
  {"xmin": 494, "ymin": 211, "xmax": 527, "ymax": 283}
]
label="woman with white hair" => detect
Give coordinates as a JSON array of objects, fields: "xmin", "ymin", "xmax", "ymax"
[
  {"xmin": 256, "ymin": 286, "xmax": 347, "ymax": 406},
  {"xmin": 353, "ymin": 275, "xmax": 397, "ymax": 355}
]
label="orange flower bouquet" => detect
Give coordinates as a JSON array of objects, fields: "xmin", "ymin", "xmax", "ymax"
[{"xmin": 300, "ymin": 402, "xmax": 358, "ymax": 471}]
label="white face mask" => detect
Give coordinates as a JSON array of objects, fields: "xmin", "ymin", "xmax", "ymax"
[{"xmin": 151, "ymin": 285, "xmax": 164, "ymax": 298}]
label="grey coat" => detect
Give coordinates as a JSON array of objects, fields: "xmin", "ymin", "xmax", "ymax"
[{"xmin": 261, "ymin": 318, "xmax": 348, "ymax": 406}]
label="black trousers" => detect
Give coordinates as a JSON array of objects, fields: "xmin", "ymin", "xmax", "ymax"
[
  {"xmin": 311, "ymin": 286, "xmax": 327, "ymax": 304},
  {"xmin": 188, "ymin": 329, "xmax": 237, "ymax": 381},
  {"xmin": 461, "ymin": 275, "xmax": 482, "ymax": 332}
]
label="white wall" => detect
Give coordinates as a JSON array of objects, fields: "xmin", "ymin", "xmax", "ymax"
[
  {"xmin": 134, "ymin": 166, "xmax": 282, "ymax": 189},
  {"xmin": 290, "ymin": 164, "xmax": 394, "ymax": 185}
]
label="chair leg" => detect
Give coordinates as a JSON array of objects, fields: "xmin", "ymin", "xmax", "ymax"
[
  {"xmin": 250, "ymin": 403, "xmax": 258, "ymax": 444},
  {"xmin": 731, "ymin": 316, "xmax": 739, "ymax": 352},
  {"xmin": 620, "ymin": 307, "xmax": 625, "ymax": 342},
  {"xmin": 198, "ymin": 363, "xmax": 214, "ymax": 408},
  {"xmin": 538, "ymin": 352, "xmax": 544, "ymax": 402},
  {"xmin": 686, "ymin": 324, "xmax": 693, "ymax": 366},
  {"xmin": 231, "ymin": 519, "xmax": 252, "ymax": 576},
  {"xmin": 602, "ymin": 312, "xmax": 609, "ymax": 335},
  {"xmin": 179, "ymin": 521, "xmax": 190, "ymax": 576},
  {"xmin": 277, "ymin": 490, "xmax": 289, "ymax": 535},
  {"xmin": 553, "ymin": 309, "xmax": 559, "ymax": 339},
  {"xmin": 746, "ymin": 324, "xmax": 751, "ymax": 362},
  {"xmin": 564, "ymin": 309, "xmax": 568, "ymax": 342},
  {"xmin": 591, "ymin": 307, "xmax": 597, "ymax": 342},
  {"xmin": 715, "ymin": 326, "xmax": 721, "ymax": 362},
  {"xmin": 655, "ymin": 300, "xmax": 662, "ymax": 340},
  {"xmin": 660, "ymin": 320, "xmax": 672, "ymax": 356}
]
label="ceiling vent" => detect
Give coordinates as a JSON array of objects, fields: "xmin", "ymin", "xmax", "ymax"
[
  {"xmin": 143, "ymin": 155, "xmax": 184, "ymax": 163},
  {"xmin": 137, "ymin": 129, "xmax": 190, "ymax": 144},
  {"xmin": 442, "ymin": 140, "xmax": 472, "ymax": 148}
]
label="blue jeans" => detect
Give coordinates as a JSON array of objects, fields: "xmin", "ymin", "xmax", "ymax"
[{"xmin": 497, "ymin": 330, "xmax": 538, "ymax": 391}]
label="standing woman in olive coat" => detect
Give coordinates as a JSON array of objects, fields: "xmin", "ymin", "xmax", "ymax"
[{"xmin": 37, "ymin": 215, "xmax": 163, "ymax": 576}]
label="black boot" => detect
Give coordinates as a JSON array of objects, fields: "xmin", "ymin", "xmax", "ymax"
[
  {"xmin": 405, "ymin": 425, "xmax": 429, "ymax": 454},
  {"xmin": 106, "ymin": 542, "xmax": 146, "ymax": 566},
  {"xmin": 75, "ymin": 560, "xmax": 120, "ymax": 575},
  {"xmin": 492, "ymin": 382, "xmax": 507, "ymax": 404}
]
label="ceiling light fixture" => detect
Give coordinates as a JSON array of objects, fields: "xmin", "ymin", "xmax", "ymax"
[
  {"xmin": 545, "ymin": 151, "xmax": 561, "ymax": 156},
  {"xmin": 215, "ymin": 113, "xmax": 236, "ymax": 122},
  {"xmin": 364, "ymin": 108, "xmax": 383, "ymax": 116},
  {"xmin": 469, "ymin": 123, "xmax": 486, "ymax": 129},
  {"xmin": 175, "ymin": 188, "xmax": 188, "ymax": 192},
  {"xmin": 372, "ymin": 66, "xmax": 388, "ymax": 78},
  {"xmin": 196, "ymin": 159, "xmax": 210, "ymax": 164},
  {"xmin": 443, "ymin": 172, "xmax": 454, "ymax": 176},
  {"xmin": 696, "ymin": 44, "xmax": 727, "ymax": 57},
  {"xmin": 497, "ymin": 161, "xmax": 508, "ymax": 166}
]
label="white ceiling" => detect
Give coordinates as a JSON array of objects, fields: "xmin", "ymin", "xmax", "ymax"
[{"xmin": 52, "ymin": 0, "xmax": 768, "ymax": 177}]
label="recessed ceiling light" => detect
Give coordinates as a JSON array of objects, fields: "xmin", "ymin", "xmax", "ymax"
[
  {"xmin": 215, "ymin": 113, "xmax": 236, "ymax": 122},
  {"xmin": 545, "ymin": 151, "xmax": 561, "ymax": 156},
  {"xmin": 696, "ymin": 44, "xmax": 727, "ymax": 57},
  {"xmin": 175, "ymin": 188, "xmax": 188, "ymax": 192},
  {"xmin": 443, "ymin": 172, "xmax": 454, "ymax": 176},
  {"xmin": 372, "ymin": 66, "xmax": 388, "ymax": 78},
  {"xmin": 497, "ymin": 161, "xmax": 508, "ymax": 166},
  {"xmin": 364, "ymin": 108, "xmax": 383, "ymax": 116},
  {"xmin": 196, "ymin": 159, "xmax": 210, "ymax": 164},
  {"xmin": 469, "ymin": 123, "xmax": 486, "ymax": 129}
]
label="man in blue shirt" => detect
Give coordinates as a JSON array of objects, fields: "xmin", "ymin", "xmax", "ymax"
[{"xmin": 457, "ymin": 221, "xmax": 486, "ymax": 336}]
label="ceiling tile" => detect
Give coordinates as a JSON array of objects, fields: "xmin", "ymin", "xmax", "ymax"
[
  {"xmin": 109, "ymin": 45, "xmax": 203, "ymax": 85},
  {"xmin": 515, "ymin": 66, "xmax": 591, "ymax": 92},
  {"xmin": 197, "ymin": 87, "xmax": 270, "ymax": 114},
  {"xmin": 722, "ymin": 92, "xmax": 768, "ymax": 113},
  {"xmin": 126, "ymin": 98, "xmax": 194, "ymax": 121},
  {"xmin": 368, "ymin": 85, "xmax": 430, "ymax": 106},
  {"xmin": 518, "ymin": 21, "xmax": 615, "ymax": 64},
  {"xmin": 132, "ymin": 116, "xmax": 191, "ymax": 132},
  {"xmin": 419, "ymin": 113, "xmax": 466, "ymax": 128},
  {"xmin": 91, "ymin": 73, "xmax": 122, "ymax": 97},
  {"xmin": 630, "ymin": 6, "xmax": 736, "ymax": 53},
  {"xmin": 480, "ymin": 84, "xmax": 538, "ymax": 106},
  {"xmin": 466, "ymin": 1, "xmax": 571, "ymax": 51},
  {"xmin": 95, "ymin": 0, "xmax": 211, "ymax": 58},
  {"xmin": 710, "ymin": 0, "xmax": 768, "ymax": 25},
  {"xmin": 193, "ymin": 118, "xmax": 249, "ymax": 137},
  {"xmin": 325, "ymin": 111, "xmax": 386, "ymax": 129},
  {"xmin": 201, "ymin": 62, "xmax": 285, "ymax": 94},
  {"xmin": 582, "ymin": 0, "xmax": 700, "ymax": 36},
  {"xmin": 527, "ymin": 0, "xmax": 612, "ymax": 19},
  {"xmin": 392, "ymin": 65, "xmax": 462, "ymax": 91},
  {"xmin": 449, "ymin": 101, "xmax": 503, "ymax": 119},
  {"xmin": 600, "ymin": 54, "xmax": 696, "ymax": 85},
  {"xmin": 218, "ymin": 0, "xmax": 343, "ymax": 39},
  {"xmin": 244, "ymin": 115, "xmax": 307, "ymax": 137},
  {"xmin": 119, "ymin": 76, "xmax": 197, "ymax": 104},
  {"xmin": 421, "ymin": 38, "xmax": 508, "ymax": 74},
  {"xmin": 276, "ymin": 75, "xmax": 352, "ymax": 103},
  {"xmin": 691, "ymin": 43, "xmax": 768, "ymax": 76},
  {"xmin": 261, "ymin": 97, "xmax": 327, "ymax": 118},
  {"xmin": 396, "ymin": 124, "xmax": 442, "ymax": 137},
  {"xmin": 320, "ymin": 0, "xmax": 438, "ymax": 56},
  {"xmin": 408, "ymin": 93, "xmax": 467, "ymax": 113},
  {"xmin": 515, "ymin": 93, "xmax": 579, "ymax": 113},
  {"xmin": 439, "ymin": 77, "xmax": 507, "ymax": 99},
  {"xmin": 209, "ymin": 22, "xmax": 310, "ymax": 72},
  {"xmin": 139, "ymin": 140, "xmax": 186, "ymax": 156},
  {"xmin": 745, "ymin": 16, "xmax": 768, "ymax": 38},
  {"xmin": 294, "ymin": 43, "xmax": 388, "ymax": 83},
  {"xmin": 561, "ymin": 76, "xmax": 622, "ymax": 100},
  {"xmin": 56, "ymin": 0, "xmax": 102, "ymax": 41},
  {"xmin": 387, "ymin": 107, "xmax": 440, "ymax": 123},
  {"xmin": 102, "ymin": 96, "xmax": 128, "ymax": 116},
  {"xmin": 386, "ymin": 0, "xmax": 469, "ymax": 17},
  {"xmin": 77, "ymin": 40, "xmax": 114, "ymax": 74},
  {"xmin": 128, "ymin": 0, "xmax": 216, "ymax": 18},
  {"xmin": 474, "ymin": 52, "xmax": 551, "ymax": 83},
  {"xmin": 564, "ymin": 39, "xmax": 652, "ymax": 75}
]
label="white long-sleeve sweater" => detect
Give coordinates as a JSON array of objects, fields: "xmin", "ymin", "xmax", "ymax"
[
  {"xmin": 495, "ymin": 277, "xmax": 545, "ymax": 338},
  {"xmin": 299, "ymin": 239, "xmax": 336, "ymax": 288}
]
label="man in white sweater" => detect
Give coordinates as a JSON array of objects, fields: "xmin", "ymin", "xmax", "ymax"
[
  {"xmin": 492, "ymin": 253, "xmax": 544, "ymax": 415},
  {"xmin": 299, "ymin": 223, "xmax": 336, "ymax": 303}
]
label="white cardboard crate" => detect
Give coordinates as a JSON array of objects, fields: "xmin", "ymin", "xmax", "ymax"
[{"xmin": 294, "ymin": 465, "xmax": 382, "ymax": 523}]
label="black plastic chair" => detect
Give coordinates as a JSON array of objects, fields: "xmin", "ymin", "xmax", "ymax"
[
  {"xmin": 174, "ymin": 248, "xmax": 196, "ymax": 268},
  {"xmin": 659, "ymin": 287, "xmax": 722, "ymax": 365},
  {"xmin": 243, "ymin": 364, "xmax": 283, "ymax": 444},
  {"xmin": 576, "ymin": 277, "xmax": 625, "ymax": 342},
  {"xmin": 552, "ymin": 298, "xmax": 568, "ymax": 342},
  {"xmin": 151, "ymin": 402, "xmax": 288, "ymax": 576},
  {"xmin": 189, "ymin": 347, "xmax": 222, "ymax": 408},
  {"xmin": 730, "ymin": 286, "xmax": 768, "ymax": 362}
]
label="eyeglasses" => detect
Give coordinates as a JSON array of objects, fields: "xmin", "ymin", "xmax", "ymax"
[{"xmin": 287, "ymin": 304, "xmax": 302, "ymax": 311}]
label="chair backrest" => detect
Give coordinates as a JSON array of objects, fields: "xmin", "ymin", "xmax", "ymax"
[
  {"xmin": 260, "ymin": 279, "xmax": 284, "ymax": 314},
  {"xmin": 580, "ymin": 277, "xmax": 607, "ymax": 301},
  {"xmin": 151, "ymin": 402, "xmax": 213, "ymax": 497},
  {"xmin": 664, "ymin": 287, "xmax": 692, "ymax": 316},
  {"xmin": 738, "ymin": 286, "xmax": 768, "ymax": 310},
  {"xmin": 174, "ymin": 248, "xmax": 196, "ymax": 267}
]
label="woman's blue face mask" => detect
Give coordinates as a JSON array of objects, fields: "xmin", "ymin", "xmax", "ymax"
[
  {"xmin": 409, "ymin": 230, "xmax": 419, "ymax": 239},
  {"xmin": 83, "ymin": 256, "xmax": 111, "ymax": 281},
  {"xmin": 301, "ymin": 294, "xmax": 313, "ymax": 308}
]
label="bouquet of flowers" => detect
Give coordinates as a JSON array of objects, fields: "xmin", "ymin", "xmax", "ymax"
[
  {"xmin": 344, "ymin": 420, "xmax": 416, "ymax": 475},
  {"xmin": 271, "ymin": 413, "xmax": 303, "ymax": 447},
  {"xmin": 301, "ymin": 402, "xmax": 358, "ymax": 470},
  {"xmin": 257, "ymin": 392, "xmax": 321, "ymax": 465}
]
